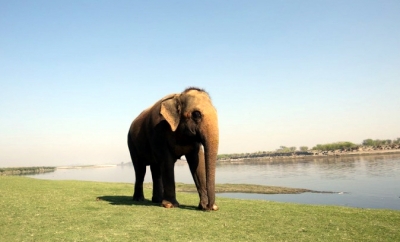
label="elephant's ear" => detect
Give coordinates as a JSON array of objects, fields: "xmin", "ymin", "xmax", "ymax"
[{"xmin": 160, "ymin": 95, "xmax": 180, "ymax": 132}]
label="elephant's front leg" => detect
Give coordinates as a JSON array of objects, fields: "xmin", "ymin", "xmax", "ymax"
[
  {"xmin": 161, "ymin": 159, "xmax": 179, "ymax": 208},
  {"xmin": 186, "ymin": 148, "xmax": 210, "ymax": 210}
]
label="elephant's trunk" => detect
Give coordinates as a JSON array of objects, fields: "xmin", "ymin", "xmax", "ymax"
[{"xmin": 200, "ymin": 110, "xmax": 219, "ymax": 210}]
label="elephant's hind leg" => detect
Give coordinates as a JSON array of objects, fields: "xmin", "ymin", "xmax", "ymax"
[
  {"xmin": 133, "ymin": 163, "xmax": 146, "ymax": 201},
  {"xmin": 150, "ymin": 164, "xmax": 163, "ymax": 203}
]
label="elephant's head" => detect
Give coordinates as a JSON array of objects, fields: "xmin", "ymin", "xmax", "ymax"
[{"xmin": 160, "ymin": 87, "xmax": 219, "ymax": 210}]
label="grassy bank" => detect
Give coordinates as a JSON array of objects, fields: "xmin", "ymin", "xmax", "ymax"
[{"xmin": 1, "ymin": 177, "xmax": 399, "ymax": 241}]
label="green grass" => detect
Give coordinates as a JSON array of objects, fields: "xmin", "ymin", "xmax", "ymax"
[{"xmin": 1, "ymin": 177, "xmax": 399, "ymax": 241}]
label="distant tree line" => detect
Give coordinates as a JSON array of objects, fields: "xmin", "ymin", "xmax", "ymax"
[
  {"xmin": 312, "ymin": 142, "xmax": 357, "ymax": 151},
  {"xmin": 218, "ymin": 151, "xmax": 272, "ymax": 160},
  {"xmin": 0, "ymin": 167, "xmax": 56, "ymax": 176},
  {"xmin": 362, "ymin": 138, "xmax": 400, "ymax": 146},
  {"xmin": 218, "ymin": 137, "xmax": 400, "ymax": 160}
]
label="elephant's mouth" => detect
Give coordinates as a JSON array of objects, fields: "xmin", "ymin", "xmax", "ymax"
[
  {"xmin": 181, "ymin": 124, "xmax": 197, "ymax": 137},
  {"xmin": 188, "ymin": 127, "xmax": 196, "ymax": 135}
]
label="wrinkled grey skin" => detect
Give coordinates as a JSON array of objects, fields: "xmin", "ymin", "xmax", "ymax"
[{"xmin": 127, "ymin": 87, "xmax": 219, "ymax": 210}]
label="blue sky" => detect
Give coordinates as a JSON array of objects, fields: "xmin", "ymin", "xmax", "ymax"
[{"xmin": 1, "ymin": 1, "xmax": 399, "ymax": 167}]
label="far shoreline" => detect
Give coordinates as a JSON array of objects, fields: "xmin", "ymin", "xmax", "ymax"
[
  {"xmin": 2, "ymin": 148, "xmax": 399, "ymax": 171},
  {"xmin": 217, "ymin": 148, "xmax": 400, "ymax": 163},
  {"xmin": 57, "ymin": 164, "xmax": 117, "ymax": 169}
]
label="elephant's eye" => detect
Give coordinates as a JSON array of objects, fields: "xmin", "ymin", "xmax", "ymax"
[{"xmin": 192, "ymin": 111, "xmax": 202, "ymax": 120}]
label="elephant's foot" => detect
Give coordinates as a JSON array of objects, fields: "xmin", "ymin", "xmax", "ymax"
[
  {"xmin": 152, "ymin": 196, "xmax": 163, "ymax": 203},
  {"xmin": 198, "ymin": 203, "xmax": 218, "ymax": 211},
  {"xmin": 132, "ymin": 194, "xmax": 145, "ymax": 202},
  {"xmin": 210, "ymin": 204, "xmax": 219, "ymax": 211},
  {"xmin": 161, "ymin": 199, "xmax": 180, "ymax": 208}
]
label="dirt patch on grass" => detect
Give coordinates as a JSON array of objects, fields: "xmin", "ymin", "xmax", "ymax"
[{"xmin": 144, "ymin": 183, "xmax": 333, "ymax": 194}]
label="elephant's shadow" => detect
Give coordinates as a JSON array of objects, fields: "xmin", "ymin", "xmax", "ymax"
[{"xmin": 96, "ymin": 196, "xmax": 198, "ymax": 211}]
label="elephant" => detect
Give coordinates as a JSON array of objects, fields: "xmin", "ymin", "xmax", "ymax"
[{"xmin": 127, "ymin": 87, "xmax": 219, "ymax": 211}]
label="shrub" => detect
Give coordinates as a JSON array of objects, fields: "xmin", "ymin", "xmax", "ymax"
[
  {"xmin": 312, "ymin": 142, "xmax": 357, "ymax": 151},
  {"xmin": 300, "ymin": 146, "xmax": 308, "ymax": 152}
]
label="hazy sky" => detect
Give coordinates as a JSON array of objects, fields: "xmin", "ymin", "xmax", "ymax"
[{"xmin": 1, "ymin": 1, "xmax": 399, "ymax": 167}]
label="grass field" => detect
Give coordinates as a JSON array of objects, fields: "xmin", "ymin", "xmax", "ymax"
[{"xmin": 1, "ymin": 176, "xmax": 399, "ymax": 241}]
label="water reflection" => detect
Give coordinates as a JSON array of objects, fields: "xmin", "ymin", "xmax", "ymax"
[{"xmin": 28, "ymin": 154, "xmax": 400, "ymax": 210}]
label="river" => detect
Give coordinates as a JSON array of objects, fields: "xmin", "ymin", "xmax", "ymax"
[{"xmin": 28, "ymin": 153, "xmax": 400, "ymax": 210}]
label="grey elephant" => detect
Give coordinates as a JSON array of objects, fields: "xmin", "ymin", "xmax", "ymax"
[{"xmin": 127, "ymin": 87, "xmax": 219, "ymax": 211}]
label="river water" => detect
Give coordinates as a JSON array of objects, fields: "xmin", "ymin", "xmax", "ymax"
[{"xmin": 28, "ymin": 153, "xmax": 400, "ymax": 210}]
